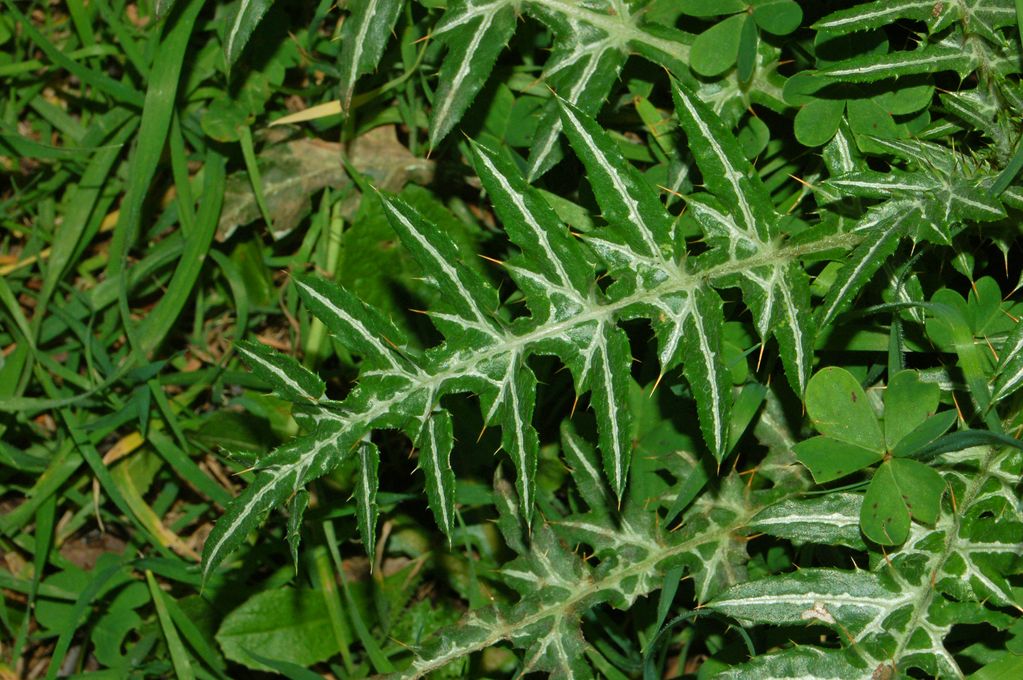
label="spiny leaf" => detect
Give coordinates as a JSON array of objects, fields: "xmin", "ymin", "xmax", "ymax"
[
  {"xmin": 817, "ymin": 42, "xmax": 977, "ymax": 83},
  {"xmin": 671, "ymin": 80, "xmax": 775, "ymax": 242},
  {"xmin": 477, "ymin": 352, "xmax": 540, "ymax": 520},
  {"xmin": 286, "ymin": 490, "xmax": 309, "ymax": 572},
  {"xmin": 337, "ymin": 0, "xmax": 404, "ymax": 109},
  {"xmin": 202, "ymin": 418, "xmax": 355, "ymax": 580},
  {"xmin": 234, "ymin": 339, "xmax": 325, "ymax": 403},
  {"xmin": 817, "ymin": 204, "xmax": 913, "ymax": 328},
  {"xmin": 429, "ymin": 0, "xmax": 517, "ymax": 146},
  {"xmin": 523, "ymin": 7, "xmax": 628, "ymax": 180},
  {"xmin": 418, "ymin": 410, "xmax": 456, "ymax": 540},
  {"xmin": 223, "ymin": 0, "xmax": 275, "ymax": 70},
  {"xmin": 576, "ymin": 321, "xmax": 633, "ymax": 499},
  {"xmin": 293, "ymin": 275, "xmax": 411, "ymax": 371},
  {"xmin": 354, "ymin": 442, "xmax": 380, "ymax": 559},
  {"xmin": 991, "ymin": 317, "xmax": 1023, "ymax": 403},
  {"xmin": 557, "ymin": 97, "xmax": 674, "ymax": 262},
  {"xmin": 378, "ymin": 192, "xmax": 502, "ymax": 343},
  {"xmin": 468, "ymin": 140, "xmax": 590, "ymax": 319},
  {"xmin": 706, "ymin": 568, "xmax": 900, "ymax": 633}
]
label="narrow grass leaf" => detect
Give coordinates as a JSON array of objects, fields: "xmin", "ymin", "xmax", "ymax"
[{"xmin": 146, "ymin": 570, "xmax": 195, "ymax": 680}]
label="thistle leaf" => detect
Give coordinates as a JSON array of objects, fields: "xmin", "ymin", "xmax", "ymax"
[
  {"xmin": 429, "ymin": 0, "xmax": 517, "ymax": 146},
  {"xmin": 418, "ymin": 410, "xmax": 457, "ymax": 540},
  {"xmin": 337, "ymin": 0, "xmax": 404, "ymax": 110},
  {"xmin": 202, "ymin": 418, "xmax": 355, "ymax": 580},
  {"xmin": 991, "ymin": 317, "xmax": 1023, "ymax": 403},
  {"xmin": 354, "ymin": 442, "xmax": 380, "ymax": 559},
  {"xmin": 293, "ymin": 275, "xmax": 411, "ymax": 371},
  {"xmin": 234, "ymin": 339, "xmax": 325, "ymax": 403},
  {"xmin": 557, "ymin": 98, "xmax": 674, "ymax": 261},
  {"xmin": 378, "ymin": 192, "xmax": 502, "ymax": 343},
  {"xmin": 223, "ymin": 0, "xmax": 274, "ymax": 70}
]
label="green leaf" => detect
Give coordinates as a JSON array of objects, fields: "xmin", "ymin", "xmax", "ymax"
[
  {"xmin": 883, "ymin": 370, "xmax": 939, "ymax": 449},
  {"xmin": 860, "ymin": 458, "xmax": 944, "ymax": 545},
  {"xmin": 671, "ymin": 81, "xmax": 775, "ymax": 243},
  {"xmin": 891, "ymin": 410, "xmax": 957, "ymax": 459},
  {"xmin": 293, "ymin": 275, "xmax": 411, "ymax": 371},
  {"xmin": 378, "ymin": 192, "xmax": 502, "ymax": 343},
  {"xmin": 690, "ymin": 13, "xmax": 745, "ymax": 77},
  {"xmin": 817, "ymin": 204, "xmax": 911, "ymax": 327},
  {"xmin": 794, "ymin": 436, "xmax": 884, "ymax": 483},
  {"xmin": 216, "ymin": 587, "xmax": 341, "ymax": 671},
  {"xmin": 223, "ymin": 0, "xmax": 275, "ymax": 70},
  {"xmin": 804, "ymin": 367, "xmax": 884, "ymax": 451},
  {"xmin": 202, "ymin": 418, "xmax": 356, "ymax": 581},
  {"xmin": 736, "ymin": 15, "xmax": 758, "ymax": 83},
  {"xmin": 418, "ymin": 411, "xmax": 457, "ymax": 540},
  {"xmin": 748, "ymin": 493, "xmax": 866, "ymax": 548},
  {"xmin": 354, "ymin": 442, "xmax": 380, "ymax": 559},
  {"xmin": 523, "ymin": 11, "xmax": 628, "ymax": 180},
  {"xmin": 286, "ymin": 490, "xmax": 308, "ymax": 572},
  {"xmin": 751, "ymin": 0, "xmax": 803, "ymax": 35},
  {"xmin": 557, "ymin": 97, "xmax": 674, "ymax": 260},
  {"xmin": 679, "ymin": 0, "xmax": 746, "ymax": 17},
  {"xmin": 819, "ymin": 44, "xmax": 977, "ymax": 83},
  {"xmin": 337, "ymin": 0, "xmax": 404, "ymax": 109},
  {"xmin": 794, "ymin": 98, "xmax": 844, "ymax": 147},
  {"xmin": 706, "ymin": 568, "xmax": 896, "ymax": 633},
  {"xmin": 992, "ymin": 317, "xmax": 1023, "ymax": 403},
  {"xmin": 429, "ymin": 0, "xmax": 518, "ymax": 145},
  {"xmin": 234, "ymin": 340, "xmax": 325, "ymax": 403}
]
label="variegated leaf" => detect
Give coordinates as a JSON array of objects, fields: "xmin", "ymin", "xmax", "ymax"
[
  {"xmin": 378, "ymin": 192, "xmax": 503, "ymax": 343},
  {"xmin": 557, "ymin": 98, "xmax": 675, "ymax": 263},
  {"xmin": 816, "ymin": 205, "xmax": 915, "ymax": 328},
  {"xmin": 202, "ymin": 418, "xmax": 356, "ymax": 579},
  {"xmin": 992, "ymin": 317, "xmax": 1023, "ymax": 403},
  {"xmin": 474, "ymin": 351, "xmax": 540, "ymax": 520},
  {"xmin": 429, "ymin": 0, "xmax": 517, "ymax": 145},
  {"xmin": 293, "ymin": 275, "xmax": 412, "ymax": 372},
  {"xmin": 553, "ymin": 319, "xmax": 633, "ymax": 499},
  {"xmin": 418, "ymin": 410, "xmax": 457, "ymax": 540},
  {"xmin": 234, "ymin": 339, "xmax": 324, "ymax": 403},
  {"xmin": 524, "ymin": 4, "xmax": 628, "ymax": 180},
  {"xmin": 818, "ymin": 42, "xmax": 977, "ymax": 83},
  {"xmin": 468, "ymin": 140, "xmax": 590, "ymax": 320},
  {"xmin": 223, "ymin": 0, "xmax": 275, "ymax": 69},
  {"xmin": 354, "ymin": 442, "xmax": 380, "ymax": 559},
  {"xmin": 671, "ymin": 81, "xmax": 774, "ymax": 242},
  {"xmin": 337, "ymin": 0, "xmax": 404, "ymax": 109}
]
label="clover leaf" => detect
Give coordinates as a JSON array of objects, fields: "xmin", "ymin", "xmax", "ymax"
[{"xmin": 794, "ymin": 367, "xmax": 953, "ymax": 545}]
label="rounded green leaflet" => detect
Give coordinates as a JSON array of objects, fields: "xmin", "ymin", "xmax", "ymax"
[
  {"xmin": 794, "ymin": 98, "xmax": 844, "ymax": 147},
  {"xmin": 751, "ymin": 0, "xmax": 803, "ymax": 35},
  {"xmin": 804, "ymin": 366, "xmax": 884, "ymax": 452},
  {"xmin": 736, "ymin": 15, "xmax": 758, "ymax": 83},
  {"xmin": 793, "ymin": 435, "xmax": 884, "ymax": 483},
  {"xmin": 883, "ymin": 370, "xmax": 939, "ymax": 450},
  {"xmin": 847, "ymin": 97, "xmax": 900, "ymax": 139},
  {"xmin": 679, "ymin": 0, "xmax": 746, "ymax": 17},
  {"xmin": 691, "ymin": 13, "xmax": 745, "ymax": 77},
  {"xmin": 737, "ymin": 114, "xmax": 769, "ymax": 159},
  {"xmin": 874, "ymin": 83, "xmax": 935, "ymax": 116},
  {"xmin": 861, "ymin": 458, "xmax": 944, "ymax": 545},
  {"xmin": 891, "ymin": 410, "xmax": 957, "ymax": 459}
]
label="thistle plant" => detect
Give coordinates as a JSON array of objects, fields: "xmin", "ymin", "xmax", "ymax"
[{"xmin": 4, "ymin": 0, "xmax": 1022, "ymax": 677}]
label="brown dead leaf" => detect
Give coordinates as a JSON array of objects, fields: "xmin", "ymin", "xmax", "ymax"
[{"xmin": 216, "ymin": 125, "xmax": 433, "ymax": 242}]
